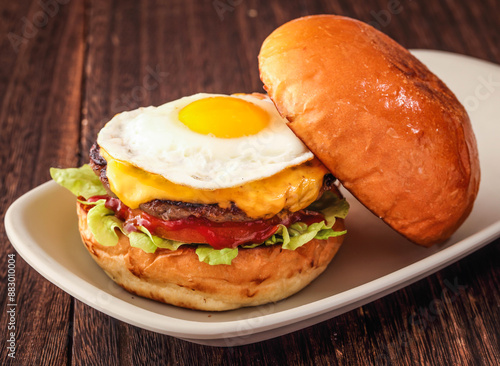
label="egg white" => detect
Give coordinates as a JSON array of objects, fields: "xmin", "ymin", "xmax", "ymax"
[{"xmin": 97, "ymin": 93, "xmax": 313, "ymax": 189}]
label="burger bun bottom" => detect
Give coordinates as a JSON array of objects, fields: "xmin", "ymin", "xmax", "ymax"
[{"xmin": 77, "ymin": 202, "xmax": 345, "ymax": 311}]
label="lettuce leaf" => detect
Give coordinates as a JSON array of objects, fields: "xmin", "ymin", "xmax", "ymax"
[
  {"xmin": 195, "ymin": 246, "xmax": 238, "ymax": 265},
  {"xmin": 270, "ymin": 221, "xmax": 346, "ymax": 251},
  {"xmin": 308, "ymin": 190, "xmax": 350, "ymax": 223},
  {"xmin": 51, "ymin": 165, "xmax": 349, "ymax": 265},
  {"xmin": 242, "ymin": 191, "xmax": 348, "ymax": 251},
  {"xmin": 85, "ymin": 200, "xmax": 188, "ymax": 254},
  {"xmin": 50, "ymin": 165, "xmax": 107, "ymax": 198},
  {"xmin": 86, "ymin": 199, "xmax": 122, "ymax": 246},
  {"xmin": 136, "ymin": 226, "xmax": 185, "ymax": 251},
  {"xmin": 128, "ymin": 231, "xmax": 158, "ymax": 253}
]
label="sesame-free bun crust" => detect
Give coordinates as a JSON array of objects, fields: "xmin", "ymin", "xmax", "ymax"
[
  {"xmin": 77, "ymin": 202, "xmax": 345, "ymax": 311},
  {"xmin": 259, "ymin": 15, "xmax": 480, "ymax": 246}
]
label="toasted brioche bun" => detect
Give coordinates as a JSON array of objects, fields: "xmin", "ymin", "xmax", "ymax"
[
  {"xmin": 259, "ymin": 15, "xmax": 480, "ymax": 246},
  {"xmin": 77, "ymin": 202, "xmax": 345, "ymax": 311}
]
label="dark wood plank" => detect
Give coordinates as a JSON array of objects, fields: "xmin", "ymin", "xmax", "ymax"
[{"xmin": 0, "ymin": 0, "xmax": 84, "ymax": 365}]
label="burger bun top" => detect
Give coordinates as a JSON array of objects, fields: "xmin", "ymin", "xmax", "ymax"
[{"xmin": 258, "ymin": 15, "xmax": 480, "ymax": 246}]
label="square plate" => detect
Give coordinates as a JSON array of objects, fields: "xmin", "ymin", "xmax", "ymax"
[{"xmin": 5, "ymin": 50, "xmax": 500, "ymax": 346}]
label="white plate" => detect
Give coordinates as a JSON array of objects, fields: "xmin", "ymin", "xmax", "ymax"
[{"xmin": 5, "ymin": 50, "xmax": 500, "ymax": 347}]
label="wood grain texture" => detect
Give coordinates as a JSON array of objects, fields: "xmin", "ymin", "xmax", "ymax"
[
  {"xmin": 0, "ymin": 0, "xmax": 84, "ymax": 365},
  {"xmin": 1, "ymin": 0, "xmax": 499, "ymax": 365}
]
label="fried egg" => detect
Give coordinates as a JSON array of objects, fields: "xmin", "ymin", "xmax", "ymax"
[{"xmin": 97, "ymin": 93, "xmax": 313, "ymax": 189}]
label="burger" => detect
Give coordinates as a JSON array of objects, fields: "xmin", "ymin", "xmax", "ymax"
[
  {"xmin": 50, "ymin": 15, "xmax": 479, "ymax": 311},
  {"xmin": 51, "ymin": 92, "xmax": 349, "ymax": 311}
]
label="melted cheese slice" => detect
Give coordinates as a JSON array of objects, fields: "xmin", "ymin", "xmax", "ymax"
[{"xmin": 102, "ymin": 151, "xmax": 329, "ymax": 219}]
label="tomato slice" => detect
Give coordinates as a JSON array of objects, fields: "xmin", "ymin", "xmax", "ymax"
[
  {"xmin": 150, "ymin": 217, "xmax": 284, "ymax": 249},
  {"xmin": 90, "ymin": 196, "xmax": 324, "ymax": 250}
]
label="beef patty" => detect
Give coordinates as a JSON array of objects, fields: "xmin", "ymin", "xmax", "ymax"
[{"xmin": 89, "ymin": 143, "xmax": 335, "ymax": 222}]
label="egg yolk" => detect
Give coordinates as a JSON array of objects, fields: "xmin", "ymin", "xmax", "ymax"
[{"xmin": 178, "ymin": 96, "xmax": 270, "ymax": 138}]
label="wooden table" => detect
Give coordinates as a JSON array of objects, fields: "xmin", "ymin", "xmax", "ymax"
[{"xmin": 1, "ymin": 0, "xmax": 499, "ymax": 364}]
